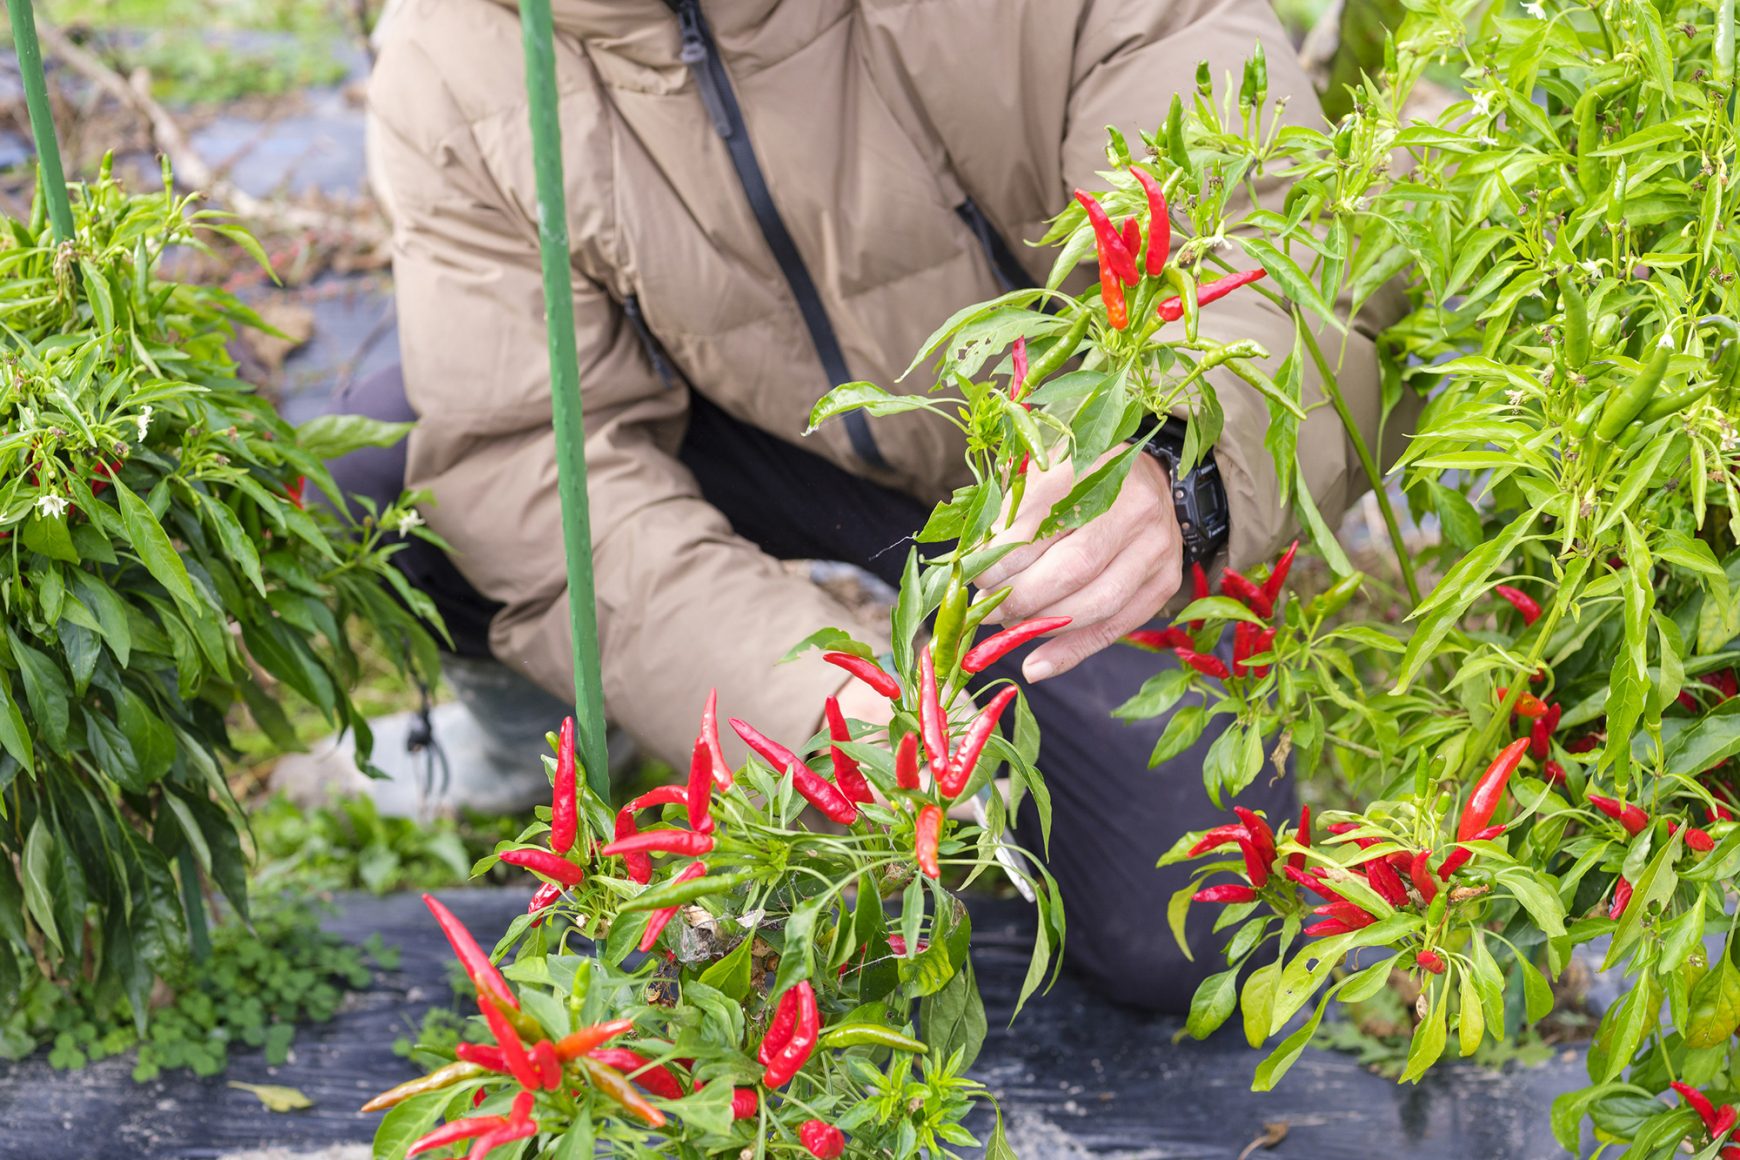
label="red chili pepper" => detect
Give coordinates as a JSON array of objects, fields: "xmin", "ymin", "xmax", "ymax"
[
  {"xmin": 1233, "ymin": 808, "xmax": 1278, "ymax": 871},
  {"xmin": 1190, "ymin": 823, "xmax": 1250, "ymax": 857},
  {"xmin": 601, "ymin": 829, "xmax": 714, "ymax": 858},
  {"xmin": 612, "ymin": 813, "xmax": 653, "ymax": 885},
  {"xmin": 1193, "ymin": 883, "xmax": 1259, "ymax": 904},
  {"xmin": 1262, "ymin": 540, "xmax": 1298, "ymax": 604},
  {"xmin": 469, "ymin": 1115, "xmax": 537, "ymax": 1158},
  {"xmin": 762, "ymin": 981, "xmax": 819, "ymax": 1087},
  {"xmin": 1364, "ymin": 857, "xmax": 1409, "ymax": 907},
  {"xmin": 455, "ymin": 1042, "xmax": 508, "ymax": 1072},
  {"xmin": 1438, "ymin": 824, "xmax": 1506, "ymax": 881},
  {"xmin": 409, "ymin": 1115, "xmax": 512, "ymax": 1157},
  {"xmin": 687, "ymin": 728, "xmax": 716, "ymax": 833},
  {"xmin": 624, "ymin": 786, "xmax": 689, "ymax": 815},
  {"xmin": 1677, "ymin": 1083, "xmax": 1722, "ymax": 1134},
  {"xmin": 699, "ymin": 687, "xmax": 733, "ymax": 789},
  {"xmin": 1158, "ymin": 268, "xmax": 1267, "ymax": 320},
  {"xmin": 1132, "ymin": 168, "xmax": 1170, "ymax": 275},
  {"xmin": 1119, "ymin": 216, "xmax": 1142, "ymax": 266},
  {"xmin": 823, "ymin": 696, "xmax": 875, "ymax": 805},
  {"xmin": 940, "ymin": 686, "xmax": 1020, "ymax": 798},
  {"xmin": 1587, "ymin": 793, "xmax": 1649, "ymax": 836},
  {"xmin": 894, "ymin": 732, "xmax": 921, "ymax": 791},
  {"xmin": 1669, "ymin": 822, "xmax": 1717, "ymax": 853},
  {"xmin": 822, "ymin": 652, "xmax": 901, "ymax": 701},
  {"xmin": 527, "ymin": 881, "xmax": 561, "ymax": 925},
  {"xmin": 791, "ymin": 761, "xmax": 860, "ymax": 824},
  {"xmin": 1713, "ymin": 803, "xmax": 1736, "ymax": 823},
  {"xmin": 1175, "ymin": 648, "xmax": 1230, "ymax": 680},
  {"xmin": 1609, "ymin": 875, "xmax": 1633, "ymax": 919},
  {"xmin": 588, "ymin": 1048, "xmax": 686, "ymax": 1101},
  {"xmin": 1408, "ymin": 850, "xmax": 1437, "ymax": 903},
  {"xmin": 1124, "ymin": 627, "xmax": 1194, "ymax": 652},
  {"xmin": 639, "ymin": 861, "xmax": 708, "ymax": 953},
  {"xmin": 1219, "ymin": 568, "xmax": 1274, "ymax": 618},
  {"xmin": 479, "ymin": 994, "xmax": 539, "ymax": 1090},
  {"xmin": 961, "ymin": 616, "xmax": 1071, "ymax": 674},
  {"xmin": 800, "ymin": 1120, "xmax": 846, "ymax": 1159},
  {"xmin": 1249, "ymin": 628, "xmax": 1277, "ymax": 677},
  {"xmin": 915, "ymin": 804, "xmax": 943, "ymax": 880},
  {"xmin": 1458, "ymin": 739, "xmax": 1530, "ymax": 841},
  {"xmin": 1680, "ymin": 691, "xmax": 1703, "ymax": 713},
  {"xmin": 1011, "ymin": 335, "xmax": 1029, "ymax": 397},
  {"xmin": 553, "ymin": 1018, "xmax": 635, "ymax": 1062},
  {"xmin": 1503, "ymin": 691, "xmax": 1548, "ymax": 718},
  {"xmin": 1712, "ymin": 1103, "xmax": 1736, "ymax": 1141},
  {"xmin": 1073, "ymin": 190, "xmax": 1140, "ymax": 284},
  {"xmin": 1304, "ymin": 918, "xmax": 1363, "ymax": 937},
  {"xmin": 285, "ymin": 475, "xmax": 308, "ymax": 510},
  {"xmin": 919, "ymin": 646, "xmax": 950, "ymax": 785},
  {"xmin": 1232, "ymin": 836, "xmax": 1271, "ymax": 889},
  {"xmin": 1416, "ymin": 950, "xmax": 1446, "ymax": 975},
  {"xmin": 1710, "ymin": 670, "xmax": 1740, "ymax": 701},
  {"xmin": 731, "ymin": 1087, "xmax": 759, "ymax": 1120},
  {"xmin": 423, "ymin": 894, "xmax": 518, "ymax": 1012},
  {"xmin": 1095, "ymin": 238, "xmax": 1130, "ymax": 329},
  {"xmin": 1313, "ymin": 900, "xmax": 1377, "ymax": 928},
  {"xmin": 1284, "ymin": 807, "xmax": 1310, "ymax": 874},
  {"xmin": 551, "ymin": 716, "xmax": 578, "ymax": 854},
  {"xmin": 730, "ymin": 718, "xmax": 816, "ymax": 783},
  {"xmin": 758, "ymin": 987, "xmax": 799, "ymax": 1066},
  {"xmin": 1285, "ymin": 864, "xmax": 1345, "ymax": 902},
  {"xmin": 1232, "ymin": 621, "xmax": 1257, "ymax": 679},
  {"xmin": 1529, "ymin": 703, "xmax": 1561, "ymax": 758},
  {"xmin": 1190, "ymin": 562, "xmax": 1209, "ymax": 629},
  {"xmin": 499, "ymin": 848, "xmax": 584, "ymax": 887},
  {"xmin": 1564, "ymin": 734, "xmax": 1600, "ymax": 754},
  {"xmin": 533, "ymin": 1040, "xmax": 562, "ymax": 1089},
  {"xmin": 1493, "ymin": 584, "xmax": 1542, "ymax": 625}
]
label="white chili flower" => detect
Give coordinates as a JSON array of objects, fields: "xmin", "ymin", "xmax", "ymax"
[
  {"xmin": 135, "ymin": 405, "xmax": 153, "ymax": 441},
  {"xmin": 35, "ymin": 493, "xmax": 69, "ymax": 519},
  {"xmin": 1470, "ymin": 90, "xmax": 1497, "ymax": 119},
  {"xmin": 1524, "ymin": 1, "xmax": 1546, "ymax": 17},
  {"xmin": 393, "ymin": 508, "xmax": 426, "ymax": 536},
  {"xmin": 1504, "ymin": 388, "xmax": 1527, "ymax": 407}
]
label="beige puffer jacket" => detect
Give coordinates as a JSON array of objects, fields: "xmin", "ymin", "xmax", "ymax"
[{"xmin": 366, "ymin": 0, "xmax": 1394, "ymax": 766}]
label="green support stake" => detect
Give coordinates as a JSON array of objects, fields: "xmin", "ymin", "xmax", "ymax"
[
  {"xmin": 7, "ymin": 0, "xmax": 74, "ymax": 243},
  {"xmin": 518, "ymin": 0, "xmax": 610, "ymax": 798}
]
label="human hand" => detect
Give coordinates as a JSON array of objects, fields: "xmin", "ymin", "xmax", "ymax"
[{"xmin": 973, "ymin": 447, "xmax": 1183, "ymax": 682}]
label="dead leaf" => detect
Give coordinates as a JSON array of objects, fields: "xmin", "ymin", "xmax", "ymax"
[
  {"xmin": 228, "ymin": 1081, "xmax": 313, "ymax": 1112},
  {"xmin": 237, "ymin": 296, "xmax": 316, "ymax": 376}
]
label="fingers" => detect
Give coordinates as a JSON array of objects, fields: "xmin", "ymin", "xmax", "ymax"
[
  {"xmin": 1007, "ymin": 531, "xmax": 1173, "ymax": 631},
  {"xmin": 1022, "ymin": 567, "xmax": 1182, "ymax": 682}
]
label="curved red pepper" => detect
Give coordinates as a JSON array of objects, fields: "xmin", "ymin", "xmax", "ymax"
[
  {"xmin": 1132, "ymin": 168, "xmax": 1170, "ymax": 275},
  {"xmin": 1416, "ymin": 950, "xmax": 1446, "ymax": 974},
  {"xmin": 409, "ymin": 1115, "xmax": 511, "ymax": 1157},
  {"xmin": 499, "ymin": 848, "xmax": 584, "ymax": 887},
  {"xmin": 1191, "ymin": 823, "xmax": 1249, "ymax": 857},
  {"xmin": 1493, "ymin": 584, "xmax": 1542, "ymax": 625},
  {"xmin": 1124, "ymin": 627, "xmax": 1194, "ymax": 652},
  {"xmin": 960, "ymin": 616, "xmax": 1071, "ymax": 674},
  {"xmin": 1193, "ymin": 883, "xmax": 1258, "ymax": 904},
  {"xmin": 1609, "ymin": 875, "xmax": 1633, "ymax": 919},
  {"xmin": 455, "ymin": 1042, "xmax": 508, "ymax": 1072},
  {"xmin": 1313, "ymin": 900, "xmax": 1377, "ymax": 928},
  {"xmin": 423, "ymin": 893, "xmax": 517, "ymax": 1012},
  {"xmin": 1458, "ymin": 739, "xmax": 1530, "ymax": 841},
  {"xmin": 1219, "ymin": 568, "xmax": 1274, "ymax": 618},
  {"xmin": 800, "ymin": 1119, "xmax": 846, "ymax": 1159},
  {"xmin": 729, "ymin": 718, "xmax": 814, "ymax": 781},
  {"xmin": 1437, "ymin": 824, "xmax": 1506, "ymax": 881},
  {"xmin": 553, "ymin": 1018, "xmax": 635, "ymax": 1062},
  {"xmin": 1011, "ymin": 335, "xmax": 1029, "ymax": 396},
  {"xmin": 533, "ymin": 1040, "xmax": 562, "ymax": 1089},
  {"xmin": 1158, "ymin": 268, "xmax": 1267, "ymax": 320},
  {"xmin": 822, "ymin": 652, "xmax": 901, "ymax": 701},
  {"xmin": 479, "ymin": 993, "xmax": 539, "ymax": 1090},
  {"xmin": 1073, "ymin": 190, "xmax": 1139, "ymax": 285},
  {"xmin": 699, "ymin": 688, "xmax": 733, "ymax": 789},
  {"xmin": 687, "ymin": 730, "xmax": 716, "ymax": 834},
  {"xmin": 915, "ymin": 804, "xmax": 942, "ymax": 880},
  {"xmin": 551, "ymin": 716, "xmax": 578, "ymax": 854},
  {"xmin": 894, "ymin": 732, "xmax": 921, "ymax": 791},
  {"xmin": 940, "ymin": 686, "xmax": 1020, "ymax": 798},
  {"xmin": 1587, "ymin": 793, "xmax": 1649, "ymax": 836},
  {"xmin": 1262, "ymin": 540, "xmax": 1298, "ymax": 604},
  {"xmin": 639, "ymin": 861, "xmax": 708, "ymax": 953},
  {"xmin": 1175, "ymin": 648, "xmax": 1230, "ymax": 680},
  {"xmin": 1408, "ymin": 850, "xmax": 1437, "ymax": 903},
  {"xmin": 624, "ymin": 786, "xmax": 689, "ymax": 815},
  {"xmin": 588, "ymin": 1048, "xmax": 686, "ymax": 1101},
  {"xmin": 1674, "ymin": 1082, "xmax": 1720, "ymax": 1135},
  {"xmin": 601, "ymin": 830, "xmax": 714, "ymax": 858},
  {"xmin": 823, "ymin": 696, "xmax": 876, "ymax": 805},
  {"xmin": 1364, "ymin": 857, "xmax": 1409, "ymax": 907},
  {"xmin": 612, "ymin": 812, "xmax": 653, "ymax": 884},
  {"xmin": 1232, "ymin": 808, "xmax": 1277, "ymax": 869},
  {"xmin": 1288, "ymin": 805, "xmax": 1311, "ymax": 872},
  {"xmin": 527, "ymin": 881, "xmax": 562, "ymax": 925},
  {"xmin": 791, "ymin": 761, "xmax": 860, "ymax": 824},
  {"xmin": 762, "ymin": 981, "xmax": 819, "ymax": 1087},
  {"xmin": 1095, "ymin": 238, "xmax": 1130, "ymax": 329},
  {"xmin": 1190, "ymin": 563, "xmax": 1210, "ymax": 629},
  {"xmin": 758, "ymin": 987, "xmax": 799, "ymax": 1066}
]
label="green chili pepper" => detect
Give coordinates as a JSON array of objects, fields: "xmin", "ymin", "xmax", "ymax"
[
  {"xmin": 1593, "ymin": 313, "xmax": 1622, "ymax": 350},
  {"xmin": 360, "ymin": 1061, "xmax": 487, "ymax": 1113},
  {"xmin": 958, "ymin": 587, "xmax": 1012, "ymax": 644},
  {"xmin": 1594, "ymin": 340, "xmax": 1673, "ymax": 441},
  {"xmin": 1307, "ymin": 572, "xmax": 1364, "ymax": 620},
  {"xmin": 1252, "ymin": 43, "xmax": 1268, "ymax": 107},
  {"xmin": 1196, "ymin": 60, "xmax": 1213, "ymax": 96},
  {"xmin": 1574, "ymin": 76, "xmax": 1630, "ymax": 198},
  {"xmin": 620, "ymin": 870, "xmax": 751, "ymax": 913},
  {"xmin": 817, "ymin": 1025, "xmax": 928, "ymax": 1053},
  {"xmin": 1605, "ymin": 161, "xmax": 1628, "ymax": 233},
  {"xmin": 1333, "ymin": 119, "xmax": 1354, "ymax": 160},
  {"xmin": 1565, "ymin": 394, "xmax": 1604, "ymax": 440},
  {"xmin": 932, "ymin": 569, "xmax": 971, "ymax": 675},
  {"xmin": 1024, "ymin": 311, "xmax": 1092, "ymax": 389},
  {"xmin": 1557, "ymin": 273, "xmax": 1590, "ymax": 369},
  {"xmin": 1635, "ymin": 381, "xmax": 1711, "ymax": 425},
  {"xmin": 1166, "ymin": 94, "xmax": 1189, "ymax": 169},
  {"xmin": 1161, "ymin": 266, "xmax": 1199, "ymax": 343},
  {"xmin": 1238, "ymin": 59, "xmax": 1257, "ymax": 112},
  {"xmin": 1426, "ymin": 890, "xmax": 1448, "ymax": 927}
]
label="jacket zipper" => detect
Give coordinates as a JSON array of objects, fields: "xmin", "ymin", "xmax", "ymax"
[{"xmin": 665, "ymin": 0, "xmax": 888, "ymax": 470}]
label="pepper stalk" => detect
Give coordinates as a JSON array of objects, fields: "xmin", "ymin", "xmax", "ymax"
[{"xmin": 6, "ymin": 0, "xmax": 74, "ymax": 244}]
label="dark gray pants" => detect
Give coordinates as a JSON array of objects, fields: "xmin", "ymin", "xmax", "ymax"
[{"xmin": 328, "ymin": 368, "xmax": 1293, "ymax": 1012}]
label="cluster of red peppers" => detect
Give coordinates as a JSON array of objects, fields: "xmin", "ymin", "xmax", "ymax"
[
  {"xmin": 1073, "ymin": 171, "xmax": 1268, "ymax": 332},
  {"xmin": 1125, "ymin": 540, "xmax": 1295, "ymax": 681},
  {"xmin": 1674, "ymin": 1082, "xmax": 1740, "ymax": 1158}
]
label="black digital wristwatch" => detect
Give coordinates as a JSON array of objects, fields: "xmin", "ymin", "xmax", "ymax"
[{"xmin": 1135, "ymin": 417, "xmax": 1231, "ymax": 569}]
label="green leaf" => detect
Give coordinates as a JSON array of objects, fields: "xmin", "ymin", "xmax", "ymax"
[
  {"xmin": 8, "ymin": 631, "xmax": 68, "ymax": 752},
  {"xmin": 1112, "ymin": 669, "xmax": 1190, "ymax": 721},
  {"xmin": 1240, "ymin": 959, "xmax": 1279, "ymax": 1047},
  {"xmin": 808, "ymin": 381, "xmax": 938, "ymax": 430},
  {"xmin": 778, "ymin": 626, "xmax": 874, "ymax": 664},
  {"xmin": 21, "ymin": 513, "xmax": 78, "ymax": 563},
  {"xmin": 113, "ymin": 479, "xmax": 201, "ymax": 609},
  {"xmin": 921, "ymin": 961, "xmax": 987, "ymax": 1070},
  {"xmin": 1036, "ymin": 442, "xmax": 1144, "ymax": 538},
  {"xmin": 1233, "ymin": 238, "xmax": 1345, "ymax": 333},
  {"xmin": 1399, "ymin": 985, "xmax": 1448, "ymax": 1082},
  {"xmin": 22, "ymin": 819, "xmax": 59, "ymax": 954},
  {"xmin": 1150, "ymin": 705, "xmax": 1207, "ymax": 767},
  {"xmin": 1186, "ymin": 967, "xmax": 1240, "ymax": 1039},
  {"xmin": 0, "ymin": 671, "xmax": 34, "ymax": 777},
  {"xmin": 294, "ymin": 414, "xmax": 412, "ymax": 460},
  {"xmin": 1684, "ymin": 958, "xmax": 1740, "ymax": 1047}
]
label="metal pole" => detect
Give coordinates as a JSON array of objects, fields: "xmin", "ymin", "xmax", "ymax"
[
  {"xmin": 6, "ymin": 0, "xmax": 74, "ymax": 243},
  {"xmin": 517, "ymin": 0, "xmax": 610, "ymax": 798}
]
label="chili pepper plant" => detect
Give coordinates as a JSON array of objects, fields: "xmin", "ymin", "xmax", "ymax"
[
  {"xmin": 1109, "ymin": 0, "xmax": 1740, "ymax": 1155},
  {"xmin": 0, "ymin": 160, "xmax": 441, "ymax": 1016}
]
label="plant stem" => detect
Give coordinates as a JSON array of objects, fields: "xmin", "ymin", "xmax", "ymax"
[
  {"xmin": 7, "ymin": 0, "xmax": 74, "ymax": 243},
  {"xmin": 1298, "ymin": 321, "xmax": 1423, "ymax": 606},
  {"xmin": 519, "ymin": 0, "xmax": 609, "ymax": 797}
]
